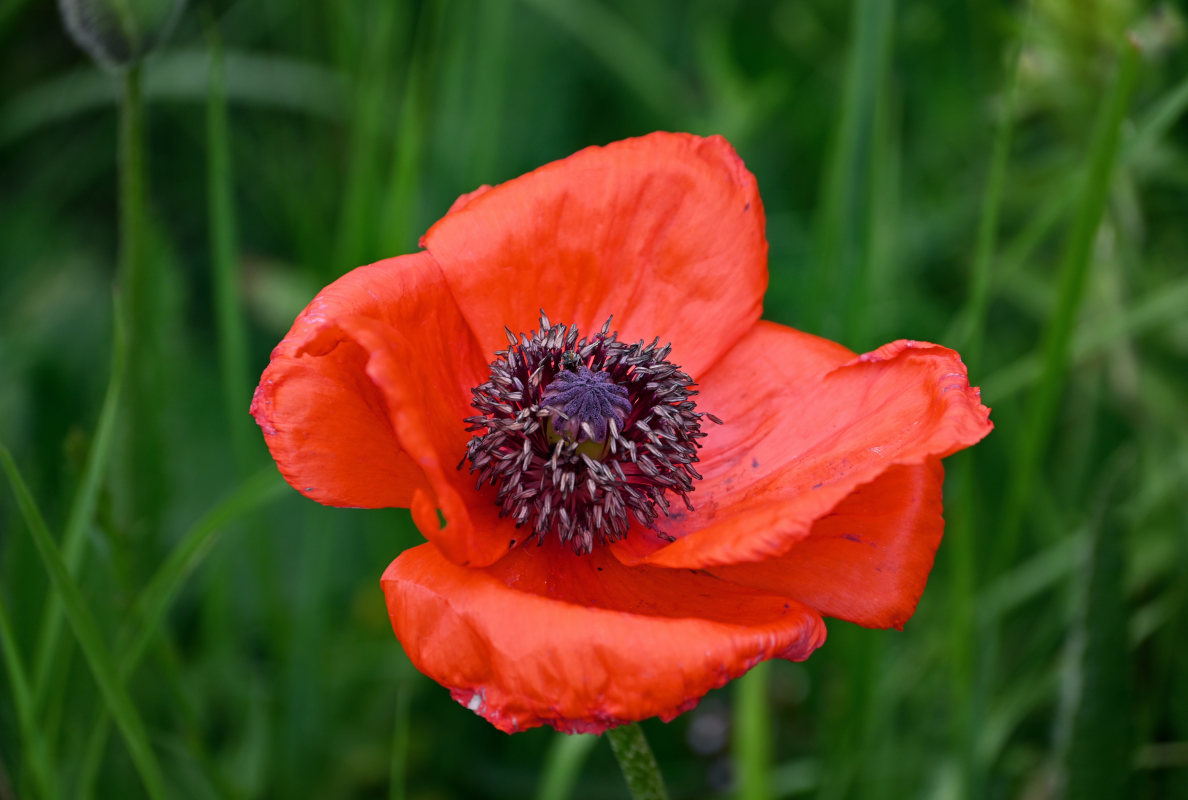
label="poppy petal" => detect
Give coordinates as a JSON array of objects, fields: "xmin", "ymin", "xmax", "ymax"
[
  {"xmin": 615, "ymin": 322, "xmax": 991, "ymax": 568},
  {"xmin": 252, "ymin": 252, "xmax": 516, "ymax": 567},
  {"xmin": 381, "ymin": 540, "xmax": 827, "ymax": 734},
  {"xmin": 711, "ymin": 459, "xmax": 944, "ymax": 629},
  {"xmin": 334, "ymin": 314, "xmax": 525, "ymax": 568},
  {"xmin": 421, "ymin": 131, "xmax": 767, "ymax": 378},
  {"xmin": 250, "ymin": 253, "xmax": 451, "ymax": 508}
]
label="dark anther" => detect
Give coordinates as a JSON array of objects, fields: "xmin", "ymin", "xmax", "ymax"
[{"xmin": 461, "ymin": 313, "xmax": 716, "ymax": 555}]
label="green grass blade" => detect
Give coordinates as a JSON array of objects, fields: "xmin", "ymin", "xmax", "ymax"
[
  {"xmin": 1058, "ymin": 460, "xmax": 1134, "ymax": 798},
  {"xmin": 855, "ymin": 58, "xmax": 899, "ymax": 349},
  {"xmin": 0, "ymin": 50, "xmax": 345, "ymax": 147},
  {"xmin": 960, "ymin": 3, "xmax": 1032, "ymax": 365},
  {"xmin": 734, "ymin": 660, "xmax": 773, "ymax": 800},
  {"xmin": 978, "ymin": 532, "xmax": 1085, "ymax": 626},
  {"xmin": 536, "ymin": 732, "xmax": 599, "ymax": 800},
  {"xmin": 945, "ymin": 16, "xmax": 1031, "ymax": 793},
  {"xmin": 0, "ymin": 593, "xmax": 59, "ymax": 799},
  {"xmin": 995, "ymin": 35, "xmax": 1142, "ymax": 568},
  {"xmin": 461, "ymin": 0, "xmax": 513, "ymax": 185},
  {"xmin": 206, "ymin": 19, "xmax": 253, "ymax": 471},
  {"xmin": 520, "ymin": 0, "xmax": 688, "ymax": 119},
  {"xmin": 941, "ymin": 456, "xmax": 980, "ymax": 798},
  {"xmin": 71, "ymin": 469, "xmax": 284, "ymax": 800},
  {"xmin": 984, "ymin": 273, "xmax": 1188, "ymax": 400},
  {"xmin": 810, "ymin": 0, "xmax": 894, "ymax": 341},
  {"xmin": 388, "ymin": 685, "xmax": 411, "ymax": 800},
  {"xmin": 1124, "ymin": 71, "xmax": 1188, "ymax": 163},
  {"xmin": 334, "ymin": 2, "xmax": 400, "ymax": 268},
  {"xmin": 380, "ymin": 1, "xmax": 443, "ymax": 256},
  {"xmin": 76, "ymin": 707, "xmax": 111, "ymax": 800},
  {"xmin": 124, "ymin": 469, "xmax": 287, "ymax": 669},
  {"xmin": 1, "ymin": 444, "xmax": 170, "ymax": 800},
  {"xmin": 30, "ymin": 304, "xmax": 125, "ymax": 716}
]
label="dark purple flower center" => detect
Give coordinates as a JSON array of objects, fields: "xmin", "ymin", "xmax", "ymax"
[
  {"xmin": 542, "ymin": 365, "xmax": 632, "ymax": 444},
  {"xmin": 461, "ymin": 313, "xmax": 719, "ymax": 555}
]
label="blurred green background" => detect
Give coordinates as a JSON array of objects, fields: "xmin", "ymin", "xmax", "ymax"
[{"xmin": 2, "ymin": 0, "xmax": 1187, "ymax": 798}]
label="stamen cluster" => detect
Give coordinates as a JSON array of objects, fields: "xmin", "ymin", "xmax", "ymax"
[{"xmin": 461, "ymin": 313, "xmax": 716, "ymax": 555}]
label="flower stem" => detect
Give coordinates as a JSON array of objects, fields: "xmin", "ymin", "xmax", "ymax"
[
  {"xmin": 120, "ymin": 64, "xmax": 146, "ymax": 373},
  {"xmin": 605, "ymin": 722, "xmax": 669, "ymax": 800},
  {"xmin": 119, "ymin": 62, "xmax": 157, "ymax": 527}
]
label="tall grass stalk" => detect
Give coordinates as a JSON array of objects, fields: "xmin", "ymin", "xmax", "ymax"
[
  {"xmin": 995, "ymin": 36, "xmax": 1142, "ymax": 568},
  {"xmin": 73, "ymin": 469, "xmax": 285, "ymax": 798},
  {"xmin": 118, "ymin": 64, "xmax": 157, "ymax": 524},
  {"xmin": 810, "ymin": 0, "xmax": 893, "ymax": 342},
  {"xmin": 960, "ymin": 4, "xmax": 1031, "ymax": 367},
  {"xmin": 335, "ymin": 2, "xmax": 402, "ymax": 269},
  {"xmin": 206, "ymin": 19, "xmax": 252, "ymax": 471},
  {"xmin": 0, "ymin": 593, "xmax": 58, "ymax": 799},
  {"xmin": 1, "ymin": 446, "xmax": 171, "ymax": 800},
  {"xmin": 381, "ymin": 0, "xmax": 442, "ymax": 256},
  {"xmin": 29, "ymin": 308, "xmax": 124, "ymax": 748},
  {"xmin": 946, "ymin": 11, "xmax": 1032, "ymax": 795}
]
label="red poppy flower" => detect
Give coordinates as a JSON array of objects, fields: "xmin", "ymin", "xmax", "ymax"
[{"xmin": 251, "ymin": 132, "xmax": 992, "ymax": 734}]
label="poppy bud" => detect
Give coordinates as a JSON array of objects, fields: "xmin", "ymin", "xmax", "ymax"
[{"xmin": 58, "ymin": 0, "xmax": 185, "ymax": 70}]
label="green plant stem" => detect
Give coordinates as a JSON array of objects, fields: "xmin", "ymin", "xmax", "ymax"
[
  {"xmin": 605, "ymin": 723, "xmax": 669, "ymax": 800},
  {"xmin": 118, "ymin": 62, "xmax": 161, "ymax": 535},
  {"xmin": 735, "ymin": 661, "xmax": 773, "ymax": 800},
  {"xmin": 995, "ymin": 36, "xmax": 1141, "ymax": 568},
  {"xmin": 1, "ymin": 445, "xmax": 170, "ymax": 800},
  {"xmin": 120, "ymin": 63, "xmax": 146, "ymax": 405}
]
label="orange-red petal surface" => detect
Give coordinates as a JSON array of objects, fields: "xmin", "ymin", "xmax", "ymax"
[
  {"xmin": 381, "ymin": 540, "xmax": 826, "ymax": 734},
  {"xmin": 252, "ymin": 252, "xmax": 513, "ymax": 566},
  {"xmin": 253, "ymin": 131, "xmax": 996, "ymax": 736},
  {"xmin": 614, "ymin": 322, "xmax": 992, "ymax": 569},
  {"xmin": 422, "ymin": 132, "xmax": 768, "ymax": 378},
  {"xmin": 711, "ymin": 459, "xmax": 945, "ymax": 629},
  {"xmin": 339, "ymin": 315, "xmax": 530, "ymax": 568},
  {"xmin": 250, "ymin": 253, "xmax": 449, "ymax": 508}
]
